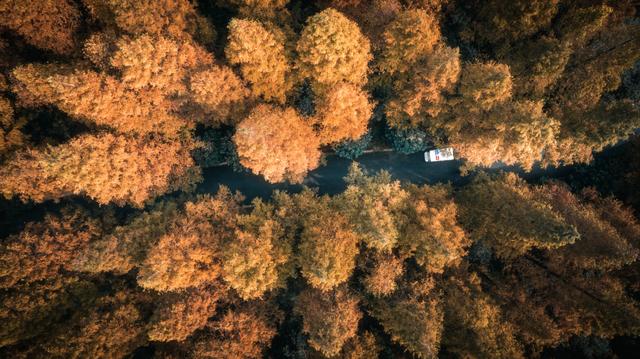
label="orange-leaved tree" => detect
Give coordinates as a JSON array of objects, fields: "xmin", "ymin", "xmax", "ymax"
[
  {"xmin": 0, "ymin": 0, "xmax": 80, "ymax": 54},
  {"xmin": 226, "ymin": 18, "xmax": 293, "ymax": 103},
  {"xmin": 0, "ymin": 133, "xmax": 200, "ymax": 207},
  {"xmin": 233, "ymin": 104, "xmax": 321, "ymax": 183},
  {"xmin": 312, "ymin": 82, "xmax": 374, "ymax": 145},
  {"xmin": 294, "ymin": 287, "xmax": 362, "ymax": 357}
]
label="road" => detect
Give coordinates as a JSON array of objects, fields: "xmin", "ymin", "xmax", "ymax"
[{"xmin": 198, "ymin": 152, "xmax": 467, "ymax": 199}]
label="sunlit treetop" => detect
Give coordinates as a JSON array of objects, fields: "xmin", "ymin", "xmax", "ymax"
[
  {"xmin": 313, "ymin": 82, "xmax": 374, "ymax": 145},
  {"xmin": 82, "ymin": 0, "xmax": 215, "ymax": 43},
  {"xmin": 378, "ymin": 9, "xmax": 442, "ymax": 75},
  {"xmin": 233, "ymin": 104, "xmax": 321, "ymax": 183},
  {"xmin": 296, "ymin": 8, "xmax": 372, "ymax": 92},
  {"xmin": 226, "ymin": 18, "xmax": 293, "ymax": 103},
  {"xmin": 0, "ymin": 0, "xmax": 81, "ymax": 54}
]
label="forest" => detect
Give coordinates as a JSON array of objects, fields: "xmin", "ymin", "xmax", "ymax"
[{"xmin": 1, "ymin": 0, "xmax": 640, "ymax": 358}]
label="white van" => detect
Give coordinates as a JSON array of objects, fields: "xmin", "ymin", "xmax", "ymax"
[{"xmin": 424, "ymin": 148, "xmax": 455, "ymax": 162}]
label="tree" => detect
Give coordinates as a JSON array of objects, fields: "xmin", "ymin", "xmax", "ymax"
[
  {"xmin": 321, "ymin": 0, "xmax": 402, "ymax": 51},
  {"xmin": 233, "ymin": 104, "xmax": 321, "ymax": 183},
  {"xmin": 399, "ymin": 184, "xmax": 469, "ymax": 273},
  {"xmin": 456, "ymin": 172, "xmax": 579, "ymax": 259},
  {"xmin": 0, "ymin": 0, "xmax": 80, "ymax": 54},
  {"xmin": 0, "ymin": 96, "xmax": 26, "ymax": 157},
  {"xmin": 40, "ymin": 289, "xmax": 148, "ymax": 359},
  {"xmin": 533, "ymin": 183, "xmax": 639, "ymax": 271},
  {"xmin": 462, "ymin": 0, "xmax": 559, "ymax": 54},
  {"xmin": 0, "ymin": 133, "xmax": 200, "ymax": 207},
  {"xmin": 450, "ymin": 100, "xmax": 560, "ymax": 170},
  {"xmin": 226, "ymin": 18, "xmax": 293, "ymax": 103},
  {"xmin": 82, "ymin": 0, "xmax": 215, "ymax": 43},
  {"xmin": 361, "ymin": 252, "xmax": 404, "ymax": 297},
  {"xmin": 72, "ymin": 201, "xmax": 179, "ymax": 275},
  {"xmin": 0, "ymin": 207, "xmax": 103, "ymax": 288},
  {"xmin": 137, "ymin": 190, "xmax": 241, "ymax": 291},
  {"xmin": 369, "ymin": 287, "xmax": 443, "ymax": 358},
  {"xmin": 294, "ymin": 287, "xmax": 362, "ymax": 357},
  {"xmin": 192, "ymin": 302, "xmax": 281, "ymax": 359},
  {"xmin": 338, "ymin": 164, "xmax": 408, "ymax": 251},
  {"xmin": 312, "ymin": 82, "xmax": 374, "ymax": 145},
  {"xmin": 442, "ymin": 268, "xmax": 524, "ymax": 359},
  {"xmin": 188, "ymin": 66, "xmax": 253, "ymax": 126},
  {"xmin": 216, "ymin": 0, "xmax": 290, "ymax": 20},
  {"xmin": 11, "ymin": 65, "xmax": 188, "ymax": 137},
  {"xmin": 332, "ymin": 129, "xmax": 373, "ymax": 160},
  {"xmin": 0, "ymin": 277, "xmax": 97, "ymax": 348},
  {"xmin": 110, "ymin": 34, "xmax": 214, "ymax": 96},
  {"xmin": 296, "ymin": 8, "xmax": 372, "ymax": 91},
  {"xmin": 384, "ymin": 125, "xmax": 430, "ymax": 154},
  {"xmin": 298, "ymin": 197, "xmax": 359, "ymax": 291},
  {"xmin": 458, "ymin": 62, "xmax": 512, "ymax": 111},
  {"xmin": 385, "ymin": 44, "xmax": 461, "ymax": 129},
  {"xmin": 377, "ymin": 9, "xmax": 441, "ymax": 75},
  {"xmin": 148, "ymin": 285, "xmax": 225, "ymax": 342},
  {"xmin": 221, "ymin": 199, "xmax": 293, "ymax": 300},
  {"xmin": 489, "ymin": 256, "xmax": 640, "ymax": 349}
]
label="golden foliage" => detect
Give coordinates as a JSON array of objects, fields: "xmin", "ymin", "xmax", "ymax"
[
  {"xmin": 0, "ymin": 277, "xmax": 96, "ymax": 347},
  {"xmin": 295, "ymin": 287, "xmax": 362, "ymax": 357},
  {"xmin": 137, "ymin": 191, "xmax": 240, "ymax": 291},
  {"xmin": 193, "ymin": 304, "xmax": 280, "ymax": 359},
  {"xmin": 399, "ymin": 184, "xmax": 468, "ymax": 273},
  {"xmin": 313, "ymin": 82, "xmax": 373, "ymax": 144},
  {"xmin": 83, "ymin": 31, "xmax": 118, "ymax": 70},
  {"xmin": 322, "ymin": 0, "xmax": 402, "ymax": 51},
  {"xmin": 463, "ymin": 0, "xmax": 559, "ymax": 52},
  {"xmin": 189, "ymin": 66, "xmax": 253, "ymax": 126},
  {"xmin": 11, "ymin": 65, "xmax": 188, "ymax": 136},
  {"xmin": 534, "ymin": 183, "xmax": 639, "ymax": 271},
  {"xmin": 378, "ymin": 9, "xmax": 441, "ymax": 75},
  {"xmin": 0, "ymin": 133, "xmax": 200, "ymax": 207},
  {"xmin": 338, "ymin": 164, "xmax": 408, "ymax": 251},
  {"xmin": 73, "ymin": 201, "xmax": 178, "ymax": 274},
  {"xmin": 0, "ymin": 96, "xmax": 26, "ymax": 156},
  {"xmin": 0, "ymin": 209, "xmax": 102, "ymax": 289},
  {"xmin": 148, "ymin": 286, "xmax": 224, "ymax": 342},
  {"xmin": 456, "ymin": 173, "xmax": 579, "ymax": 259},
  {"xmin": 111, "ymin": 34, "xmax": 214, "ymax": 95},
  {"xmin": 370, "ymin": 291, "xmax": 443, "ymax": 359},
  {"xmin": 296, "ymin": 8, "xmax": 372, "ymax": 91},
  {"xmin": 222, "ymin": 200, "xmax": 293, "ymax": 300},
  {"xmin": 218, "ymin": 0, "xmax": 290, "ymax": 20},
  {"xmin": 450, "ymin": 100, "xmax": 560, "ymax": 170},
  {"xmin": 362, "ymin": 253, "xmax": 404, "ymax": 297},
  {"xmin": 443, "ymin": 271, "xmax": 524, "ymax": 359},
  {"xmin": 298, "ymin": 199, "xmax": 359, "ymax": 291},
  {"xmin": 42, "ymin": 291, "xmax": 147, "ymax": 359},
  {"xmin": 0, "ymin": 0, "xmax": 80, "ymax": 54},
  {"xmin": 459, "ymin": 62, "xmax": 513, "ymax": 110},
  {"xmin": 386, "ymin": 44, "xmax": 460, "ymax": 129},
  {"xmin": 226, "ymin": 18, "xmax": 293, "ymax": 103},
  {"xmin": 341, "ymin": 331, "xmax": 381, "ymax": 359},
  {"xmin": 233, "ymin": 104, "xmax": 321, "ymax": 183},
  {"xmin": 88, "ymin": 0, "xmax": 214, "ymax": 42}
]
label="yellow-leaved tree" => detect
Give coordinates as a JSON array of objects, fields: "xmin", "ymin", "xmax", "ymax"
[
  {"xmin": 296, "ymin": 8, "xmax": 372, "ymax": 92},
  {"xmin": 226, "ymin": 18, "xmax": 293, "ymax": 103}
]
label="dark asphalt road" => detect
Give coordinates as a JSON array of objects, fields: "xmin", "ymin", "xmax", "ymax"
[
  {"xmin": 198, "ymin": 151, "xmax": 467, "ymax": 199},
  {"xmin": 196, "ymin": 149, "xmax": 581, "ymax": 200}
]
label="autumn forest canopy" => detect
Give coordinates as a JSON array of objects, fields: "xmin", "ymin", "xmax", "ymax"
[{"xmin": 1, "ymin": 0, "xmax": 640, "ymax": 358}]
